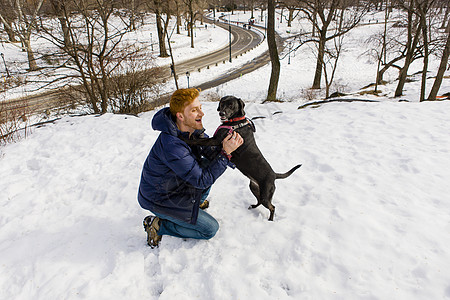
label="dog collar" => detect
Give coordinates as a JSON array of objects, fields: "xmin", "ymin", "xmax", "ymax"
[
  {"xmin": 214, "ymin": 118, "xmax": 255, "ymax": 136},
  {"xmin": 223, "ymin": 116, "xmax": 246, "ymax": 123}
]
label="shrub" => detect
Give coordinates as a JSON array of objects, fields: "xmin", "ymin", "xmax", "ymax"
[{"xmin": 0, "ymin": 99, "xmax": 31, "ymax": 146}]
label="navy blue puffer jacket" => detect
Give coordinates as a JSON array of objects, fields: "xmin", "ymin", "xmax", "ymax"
[{"xmin": 138, "ymin": 107, "xmax": 232, "ymax": 224}]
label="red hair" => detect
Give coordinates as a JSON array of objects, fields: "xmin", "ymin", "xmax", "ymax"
[{"xmin": 169, "ymin": 88, "xmax": 200, "ymax": 116}]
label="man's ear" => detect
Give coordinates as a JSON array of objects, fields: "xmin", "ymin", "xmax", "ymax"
[{"xmin": 176, "ymin": 111, "xmax": 184, "ymax": 122}]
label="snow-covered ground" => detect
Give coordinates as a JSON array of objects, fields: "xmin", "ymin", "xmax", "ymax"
[{"xmin": 1, "ymin": 9, "xmax": 450, "ymax": 300}]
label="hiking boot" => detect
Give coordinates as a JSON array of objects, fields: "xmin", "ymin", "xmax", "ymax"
[
  {"xmin": 143, "ymin": 216, "xmax": 162, "ymax": 248},
  {"xmin": 199, "ymin": 199, "xmax": 209, "ymax": 210}
]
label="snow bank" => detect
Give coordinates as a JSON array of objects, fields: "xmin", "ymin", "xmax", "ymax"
[{"xmin": 1, "ymin": 100, "xmax": 450, "ymax": 299}]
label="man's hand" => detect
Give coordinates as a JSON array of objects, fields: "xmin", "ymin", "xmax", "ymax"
[{"xmin": 222, "ymin": 132, "xmax": 244, "ymax": 155}]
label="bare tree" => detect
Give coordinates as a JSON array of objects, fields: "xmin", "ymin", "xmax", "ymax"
[
  {"xmin": 297, "ymin": 0, "xmax": 366, "ymax": 89},
  {"xmin": 163, "ymin": 18, "xmax": 180, "ymax": 88},
  {"xmin": 266, "ymin": 0, "xmax": 280, "ymax": 101},
  {"xmin": 108, "ymin": 54, "xmax": 162, "ymax": 114},
  {"xmin": 147, "ymin": 0, "xmax": 170, "ymax": 57},
  {"xmin": 394, "ymin": 0, "xmax": 422, "ymax": 97},
  {"xmin": 437, "ymin": 0, "xmax": 448, "ymax": 28},
  {"xmin": 46, "ymin": 0, "xmax": 72, "ymax": 49},
  {"xmin": 183, "ymin": 0, "xmax": 207, "ymax": 48},
  {"xmin": 39, "ymin": 0, "xmax": 151, "ymax": 114},
  {"xmin": 428, "ymin": 18, "xmax": 450, "ymax": 100},
  {"xmin": 184, "ymin": 0, "xmax": 197, "ymax": 48},
  {"xmin": 413, "ymin": 0, "xmax": 440, "ymax": 101},
  {"xmin": 250, "ymin": 0, "xmax": 255, "ymax": 18},
  {"xmin": 174, "ymin": 0, "xmax": 182, "ymax": 34},
  {"xmin": 279, "ymin": 0, "xmax": 301, "ymax": 27},
  {"xmin": 0, "ymin": 0, "xmax": 45, "ymax": 71},
  {"xmin": 372, "ymin": 0, "xmax": 391, "ymax": 92},
  {"xmin": 323, "ymin": 30, "xmax": 345, "ymax": 98},
  {"xmin": 0, "ymin": 1, "xmax": 17, "ymax": 42},
  {"xmin": 364, "ymin": 0, "xmax": 419, "ymax": 89}
]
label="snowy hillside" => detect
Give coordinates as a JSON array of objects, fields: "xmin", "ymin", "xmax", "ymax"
[{"xmin": 1, "ymin": 100, "xmax": 450, "ymax": 299}]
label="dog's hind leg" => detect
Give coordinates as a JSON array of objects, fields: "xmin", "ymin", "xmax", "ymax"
[
  {"xmin": 248, "ymin": 180, "xmax": 261, "ymax": 209},
  {"xmin": 259, "ymin": 183, "xmax": 276, "ymax": 221}
]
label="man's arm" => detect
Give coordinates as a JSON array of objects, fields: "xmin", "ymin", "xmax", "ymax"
[{"xmin": 162, "ymin": 135, "xmax": 230, "ymax": 189}]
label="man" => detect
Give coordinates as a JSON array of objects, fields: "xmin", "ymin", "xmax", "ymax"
[{"xmin": 138, "ymin": 88, "xmax": 243, "ymax": 248}]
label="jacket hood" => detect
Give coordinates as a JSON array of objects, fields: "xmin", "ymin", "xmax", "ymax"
[
  {"xmin": 152, "ymin": 107, "xmax": 179, "ymax": 136},
  {"xmin": 152, "ymin": 107, "xmax": 205, "ymax": 138}
]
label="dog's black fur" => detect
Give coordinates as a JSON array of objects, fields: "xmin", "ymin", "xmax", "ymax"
[{"xmin": 181, "ymin": 95, "xmax": 301, "ymax": 221}]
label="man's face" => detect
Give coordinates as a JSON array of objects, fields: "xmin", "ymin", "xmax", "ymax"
[{"xmin": 177, "ymin": 97, "xmax": 204, "ymax": 133}]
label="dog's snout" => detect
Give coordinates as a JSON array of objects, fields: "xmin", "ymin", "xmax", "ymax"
[{"xmin": 219, "ymin": 111, "xmax": 225, "ymax": 116}]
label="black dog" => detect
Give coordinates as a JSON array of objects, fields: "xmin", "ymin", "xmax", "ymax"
[{"xmin": 182, "ymin": 96, "xmax": 301, "ymax": 221}]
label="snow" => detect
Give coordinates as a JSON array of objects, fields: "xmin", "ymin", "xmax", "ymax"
[{"xmin": 2, "ymin": 9, "xmax": 450, "ymax": 300}]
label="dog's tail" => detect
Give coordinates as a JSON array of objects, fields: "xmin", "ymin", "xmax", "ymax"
[{"xmin": 276, "ymin": 164, "xmax": 302, "ymax": 179}]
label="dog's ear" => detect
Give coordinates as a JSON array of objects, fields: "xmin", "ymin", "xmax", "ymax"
[
  {"xmin": 238, "ymin": 98, "xmax": 245, "ymax": 116},
  {"xmin": 218, "ymin": 96, "xmax": 229, "ymax": 111}
]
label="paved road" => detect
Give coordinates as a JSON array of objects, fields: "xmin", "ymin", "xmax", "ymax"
[
  {"xmin": 177, "ymin": 18, "xmax": 264, "ymax": 75},
  {"xmin": 2, "ymin": 18, "xmax": 266, "ymax": 117}
]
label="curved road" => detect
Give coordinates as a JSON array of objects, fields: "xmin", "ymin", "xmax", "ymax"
[
  {"xmin": 177, "ymin": 18, "xmax": 264, "ymax": 74},
  {"xmin": 2, "ymin": 18, "xmax": 269, "ymax": 117}
]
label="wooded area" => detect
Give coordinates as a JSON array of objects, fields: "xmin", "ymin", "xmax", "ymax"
[{"xmin": 0, "ymin": 0, "xmax": 449, "ymax": 108}]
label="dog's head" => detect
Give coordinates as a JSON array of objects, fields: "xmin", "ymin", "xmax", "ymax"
[{"xmin": 217, "ymin": 96, "xmax": 245, "ymax": 122}]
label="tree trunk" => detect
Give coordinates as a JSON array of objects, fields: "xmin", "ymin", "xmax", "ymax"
[
  {"xmin": 266, "ymin": 0, "xmax": 280, "ymax": 102},
  {"xmin": 99, "ymin": 63, "xmax": 109, "ymax": 114},
  {"xmin": 288, "ymin": 8, "xmax": 294, "ymax": 27},
  {"xmin": 375, "ymin": 0, "xmax": 390, "ymax": 91},
  {"xmin": 377, "ymin": 55, "xmax": 404, "ymax": 84},
  {"xmin": 155, "ymin": 8, "xmax": 169, "ymax": 57},
  {"xmin": 175, "ymin": 0, "xmax": 181, "ymax": 34},
  {"xmin": 383, "ymin": 0, "xmax": 389, "ymax": 64},
  {"xmin": 3, "ymin": 21, "xmax": 17, "ymax": 42},
  {"xmin": 58, "ymin": 17, "xmax": 71, "ymax": 48},
  {"xmin": 419, "ymin": 10, "xmax": 429, "ymax": 102},
  {"xmin": 394, "ymin": 8, "xmax": 420, "ymax": 97},
  {"xmin": 312, "ymin": 10, "xmax": 317, "ymax": 37},
  {"xmin": 130, "ymin": 0, "xmax": 136, "ymax": 30},
  {"xmin": 312, "ymin": 30, "xmax": 326, "ymax": 89},
  {"xmin": 166, "ymin": 26, "xmax": 179, "ymax": 89},
  {"xmin": 338, "ymin": 8, "xmax": 345, "ymax": 32},
  {"xmin": 153, "ymin": 0, "xmax": 168, "ymax": 57},
  {"xmin": 375, "ymin": 48, "xmax": 383, "ymax": 92},
  {"xmin": 50, "ymin": 0, "xmax": 71, "ymax": 47},
  {"xmin": 428, "ymin": 21, "xmax": 450, "ymax": 100},
  {"xmin": 189, "ymin": 2, "xmax": 195, "ymax": 48},
  {"xmin": 23, "ymin": 38, "xmax": 38, "ymax": 71},
  {"xmin": 441, "ymin": 5, "xmax": 449, "ymax": 29}
]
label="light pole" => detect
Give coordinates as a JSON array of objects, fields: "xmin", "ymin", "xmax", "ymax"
[
  {"xmin": 228, "ymin": 14, "xmax": 232, "ymax": 63},
  {"xmin": 288, "ymin": 41, "xmax": 292, "ymax": 65},
  {"xmin": 265, "ymin": 13, "xmax": 267, "ymax": 36},
  {"xmin": 150, "ymin": 33, "xmax": 153, "ymax": 51},
  {"xmin": 186, "ymin": 71, "xmax": 190, "ymax": 88},
  {"xmin": 1, "ymin": 53, "xmax": 10, "ymax": 77}
]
